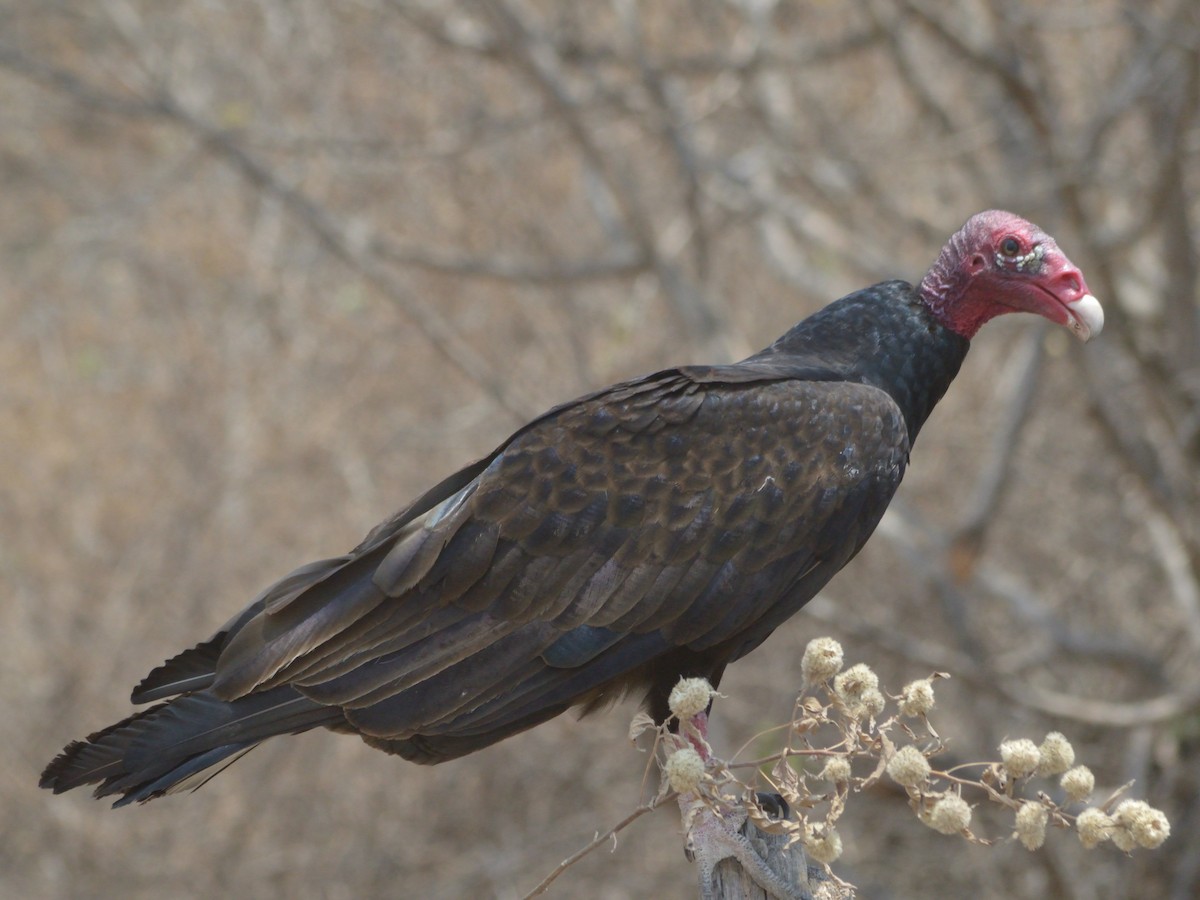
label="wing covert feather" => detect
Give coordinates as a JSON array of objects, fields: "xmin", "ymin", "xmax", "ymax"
[{"xmin": 205, "ymin": 368, "xmax": 909, "ymax": 743}]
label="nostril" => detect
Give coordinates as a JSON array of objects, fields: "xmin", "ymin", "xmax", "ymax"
[{"xmin": 1055, "ymin": 270, "xmax": 1082, "ymax": 298}]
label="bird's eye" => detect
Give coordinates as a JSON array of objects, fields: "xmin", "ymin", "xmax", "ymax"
[{"xmin": 1000, "ymin": 237, "xmax": 1021, "ymax": 257}]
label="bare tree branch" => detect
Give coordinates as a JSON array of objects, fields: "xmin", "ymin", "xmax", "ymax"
[{"xmin": 0, "ymin": 41, "xmax": 542, "ymax": 421}]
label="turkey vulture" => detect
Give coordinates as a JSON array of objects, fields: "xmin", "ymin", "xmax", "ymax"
[{"xmin": 42, "ymin": 210, "xmax": 1102, "ymax": 807}]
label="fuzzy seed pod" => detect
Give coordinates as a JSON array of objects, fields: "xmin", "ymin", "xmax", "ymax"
[
  {"xmin": 887, "ymin": 745, "xmax": 931, "ymax": 788},
  {"xmin": 999, "ymin": 738, "xmax": 1041, "ymax": 779},
  {"xmin": 1036, "ymin": 732, "xmax": 1075, "ymax": 777},
  {"xmin": 1110, "ymin": 823, "xmax": 1138, "ymax": 852},
  {"xmin": 820, "ymin": 757, "xmax": 852, "ymax": 785},
  {"xmin": 833, "ymin": 663, "xmax": 881, "ymax": 719},
  {"xmin": 1076, "ymin": 807, "xmax": 1114, "ymax": 849},
  {"xmin": 1060, "ymin": 766, "xmax": 1094, "ymax": 803},
  {"xmin": 801, "ymin": 637, "xmax": 844, "ymax": 686},
  {"xmin": 898, "ymin": 678, "xmax": 935, "ymax": 717},
  {"xmin": 1113, "ymin": 799, "xmax": 1170, "ymax": 850},
  {"xmin": 805, "ymin": 825, "xmax": 843, "ymax": 864},
  {"xmin": 664, "ymin": 747, "xmax": 706, "ymax": 794},
  {"xmin": 860, "ymin": 688, "xmax": 886, "ymax": 718},
  {"xmin": 668, "ymin": 677, "xmax": 715, "ymax": 721},
  {"xmin": 1015, "ymin": 801, "xmax": 1049, "ymax": 850},
  {"xmin": 834, "ymin": 663, "xmax": 878, "ymax": 699},
  {"xmin": 927, "ymin": 795, "xmax": 972, "ymax": 835}
]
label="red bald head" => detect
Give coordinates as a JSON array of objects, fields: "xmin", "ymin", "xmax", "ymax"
[{"xmin": 919, "ymin": 210, "xmax": 1103, "ymax": 341}]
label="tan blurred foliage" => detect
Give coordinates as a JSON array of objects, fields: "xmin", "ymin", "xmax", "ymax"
[{"xmin": 3, "ymin": 1, "xmax": 1198, "ymax": 898}]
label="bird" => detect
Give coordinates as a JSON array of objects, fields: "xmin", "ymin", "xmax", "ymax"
[{"xmin": 41, "ymin": 210, "xmax": 1102, "ymax": 811}]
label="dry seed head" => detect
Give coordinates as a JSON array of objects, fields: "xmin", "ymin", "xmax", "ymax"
[
  {"xmin": 1036, "ymin": 731, "xmax": 1075, "ymax": 776},
  {"xmin": 999, "ymin": 738, "xmax": 1041, "ymax": 779},
  {"xmin": 834, "ymin": 663, "xmax": 878, "ymax": 699},
  {"xmin": 1015, "ymin": 801, "xmax": 1049, "ymax": 850},
  {"xmin": 664, "ymin": 747, "xmax": 706, "ymax": 794},
  {"xmin": 1076, "ymin": 807, "xmax": 1114, "ymax": 849},
  {"xmin": 862, "ymin": 687, "xmax": 886, "ymax": 718},
  {"xmin": 1110, "ymin": 823, "xmax": 1138, "ymax": 852},
  {"xmin": 1060, "ymin": 766, "xmax": 1094, "ymax": 803},
  {"xmin": 898, "ymin": 678, "xmax": 935, "ymax": 717},
  {"xmin": 805, "ymin": 824, "xmax": 843, "ymax": 865},
  {"xmin": 833, "ymin": 663, "xmax": 880, "ymax": 719},
  {"xmin": 927, "ymin": 794, "xmax": 972, "ymax": 835},
  {"xmin": 1113, "ymin": 799, "xmax": 1171, "ymax": 850},
  {"xmin": 821, "ymin": 757, "xmax": 852, "ymax": 784},
  {"xmin": 801, "ymin": 637, "xmax": 844, "ymax": 686},
  {"xmin": 887, "ymin": 745, "xmax": 931, "ymax": 788},
  {"xmin": 668, "ymin": 677, "xmax": 715, "ymax": 721}
]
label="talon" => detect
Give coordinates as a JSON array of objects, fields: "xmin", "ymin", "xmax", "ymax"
[{"xmin": 754, "ymin": 790, "xmax": 790, "ymax": 820}]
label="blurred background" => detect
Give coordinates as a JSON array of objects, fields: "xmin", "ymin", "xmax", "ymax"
[{"xmin": 3, "ymin": 1, "xmax": 1199, "ymax": 898}]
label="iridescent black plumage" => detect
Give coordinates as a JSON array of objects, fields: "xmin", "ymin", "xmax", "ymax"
[{"xmin": 42, "ymin": 279, "xmax": 970, "ymax": 804}]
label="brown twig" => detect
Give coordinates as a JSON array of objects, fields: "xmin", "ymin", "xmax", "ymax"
[{"xmin": 521, "ymin": 791, "xmax": 676, "ymax": 898}]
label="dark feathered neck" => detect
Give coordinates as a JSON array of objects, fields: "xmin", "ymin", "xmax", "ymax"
[{"xmin": 748, "ymin": 281, "xmax": 970, "ymax": 443}]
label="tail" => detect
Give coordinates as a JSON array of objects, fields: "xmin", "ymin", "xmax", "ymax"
[{"xmin": 40, "ymin": 686, "xmax": 342, "ymax": 807}]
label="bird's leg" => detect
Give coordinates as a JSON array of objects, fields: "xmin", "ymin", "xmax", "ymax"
[
  {"xmin": 681, "ymin": 709, "xmax": 712, "ymax": 756},
  {"xmin": 676, "ymin": 710, "xmax": 812, "ymax": 900}
]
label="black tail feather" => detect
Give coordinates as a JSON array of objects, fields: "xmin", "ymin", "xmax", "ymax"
[
  {"xmin": 112, "ymin": 743, "xmax": 256, "ymax": 807},
  {"xmin": 40, "ymin": 686, "xmax": 340, "ymax": 806},
  {"xmin": 131, "ymin": 634, "xmax": 226, "ymax": 703}
]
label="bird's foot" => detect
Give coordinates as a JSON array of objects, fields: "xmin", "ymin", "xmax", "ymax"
[{"xmin": 679, "ymin": 792, "xmax": 812, "ymax": 900}]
